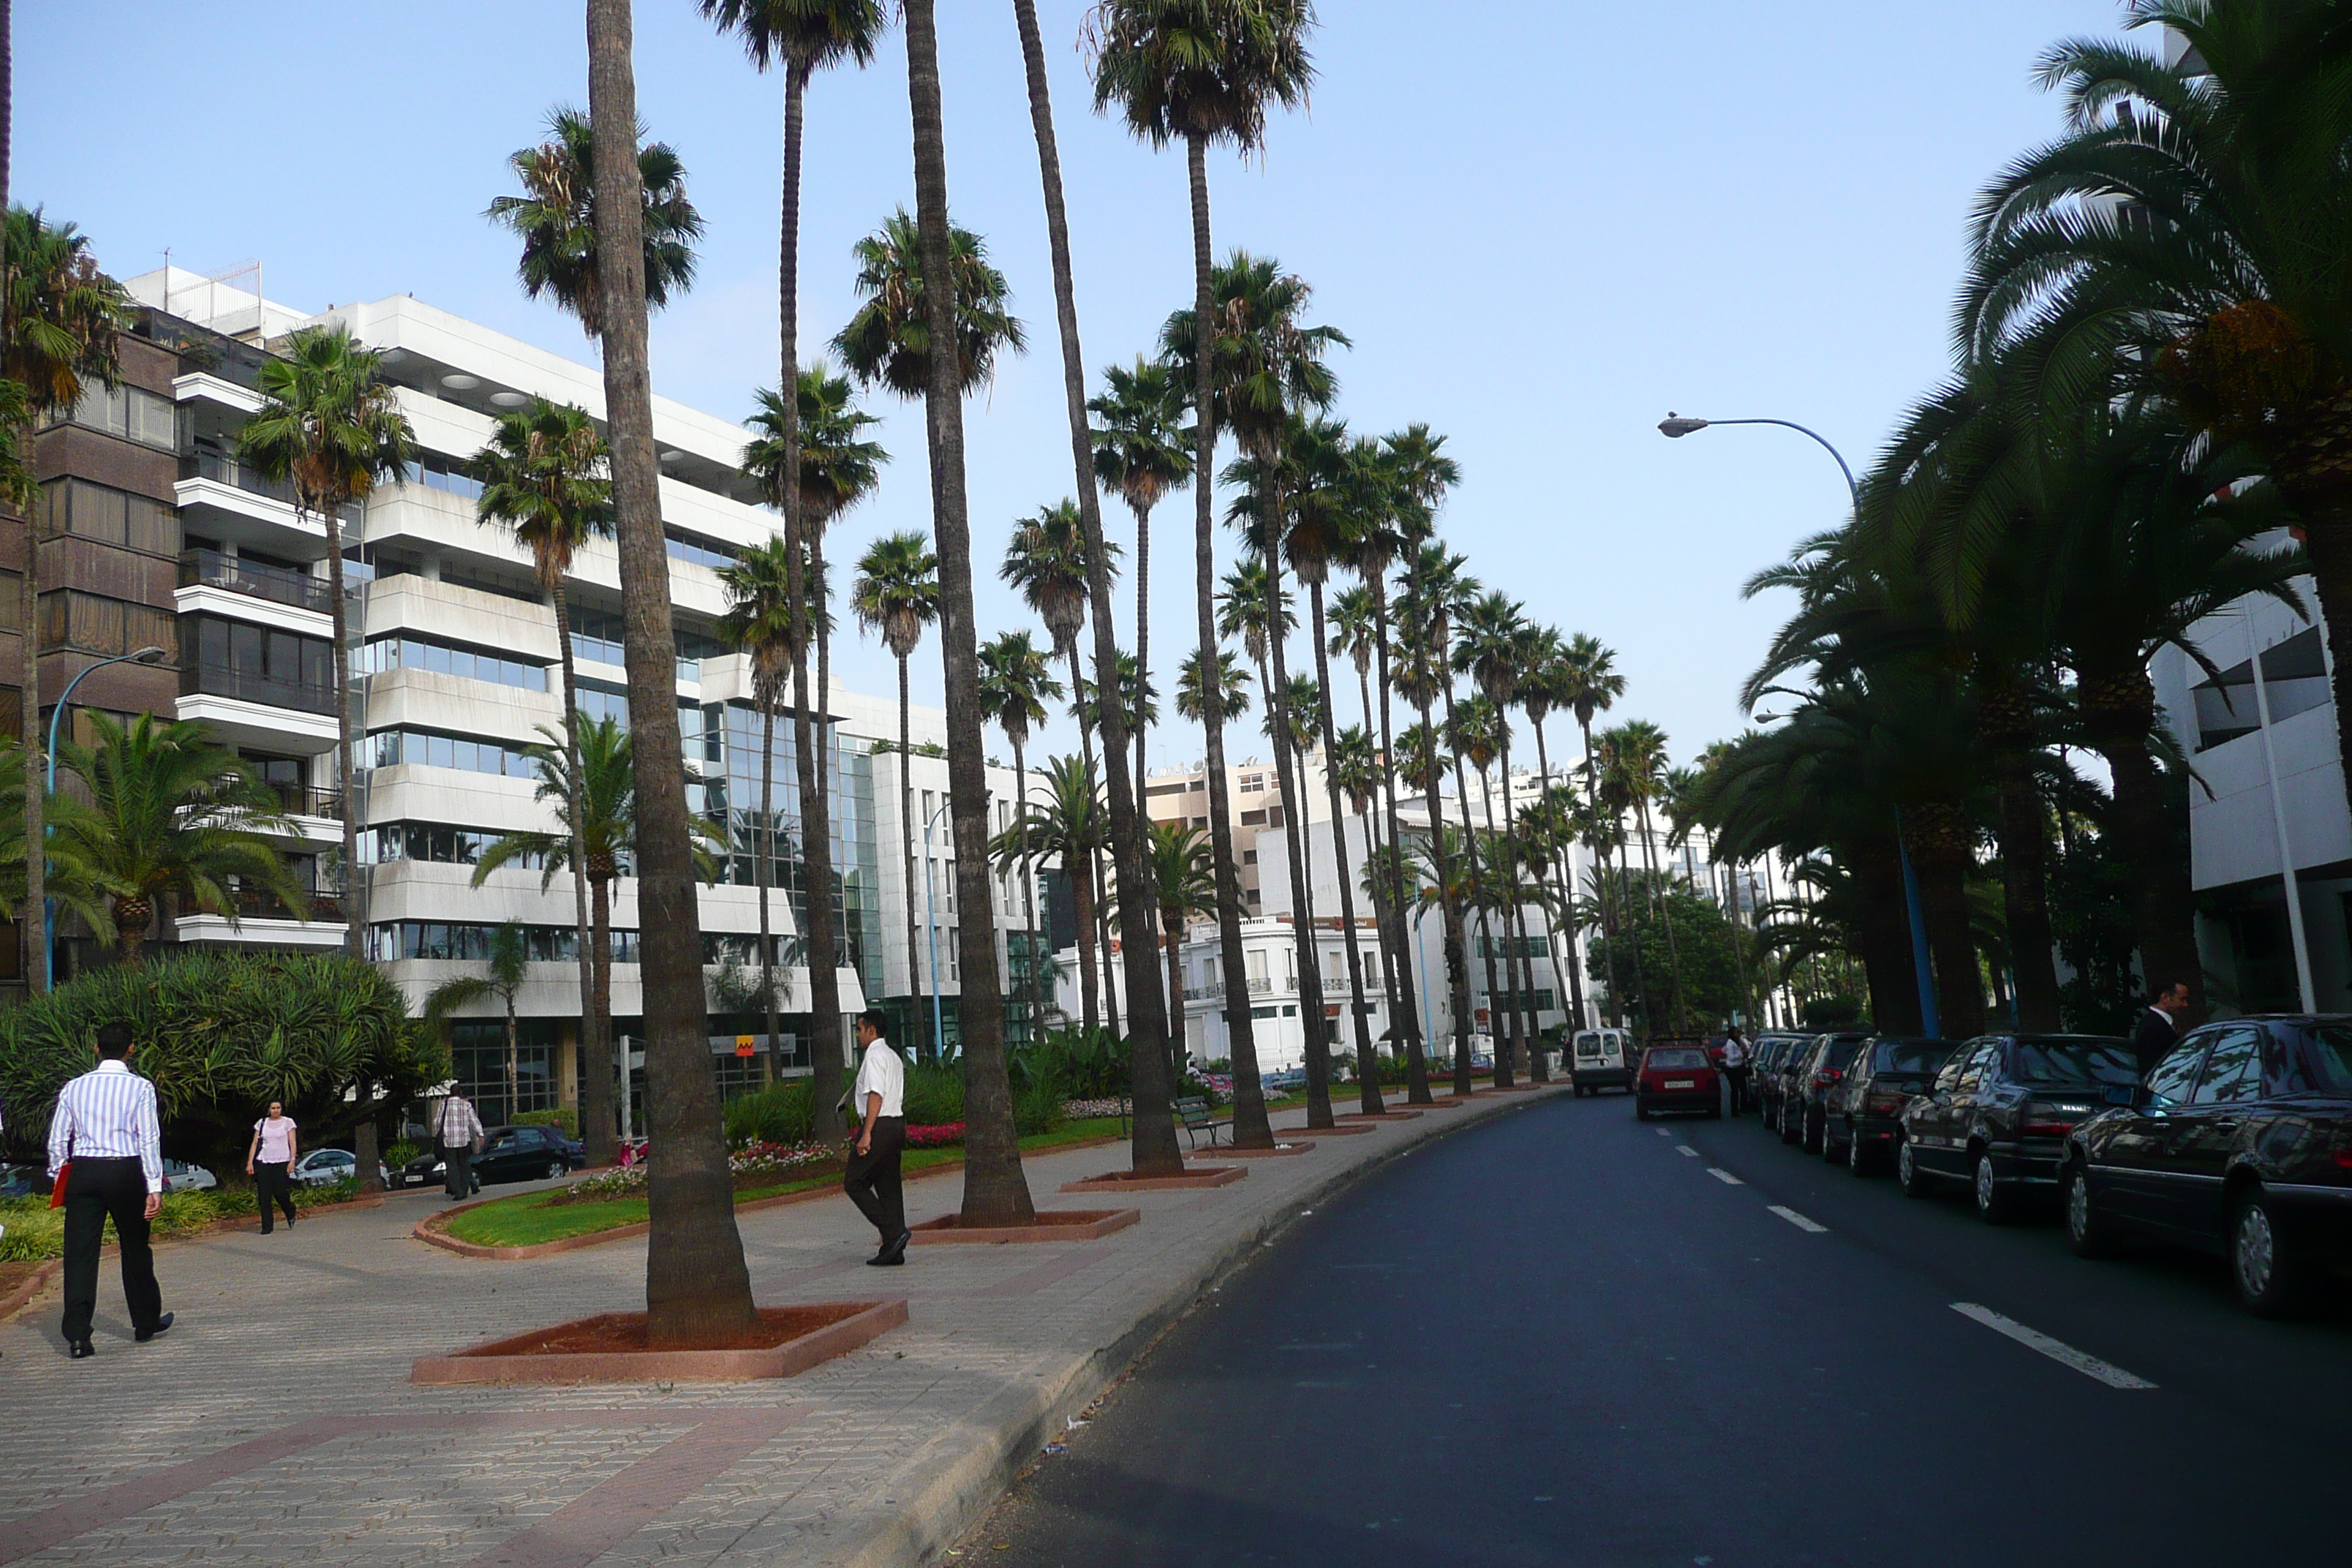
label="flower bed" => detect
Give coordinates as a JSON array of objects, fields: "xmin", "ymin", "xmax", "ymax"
[
  {"xmin": 559, "ymin": 1140, "xmax": 837, "ymax": 1202},
  {"xmin": 0, "ymin": 1178, "xmax": 365, "ymax": 1262},
  {"xmin": 1061, "ymin": 1098, "xmax": 1128, "ymax": 1120},
  {"xmin": 906, "ymin": 1122, "xmax": 965, "ymax": 1148}
]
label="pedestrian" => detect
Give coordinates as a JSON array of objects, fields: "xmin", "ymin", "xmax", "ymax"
[
  {"xmin": 843, "ymin": 1008, "xmax": 910, "ymax": 1267},
  {"xmin": 1722, "ymin": 1027, "xmax": 1752, "ymax": 1115},
  {"xmin": 48, "ymin": 1022, "xmax": 172, "ymax": 1359},
  {"xmin": 434, "ymin": 1090, "xmax": 484, "ymax": 1199},
  {"xmin": 245, "ymin": 1100, "xmax": 300, "ymax": 1233},
  {"xmin": 2133, "ymin": 979, "xmax": 2191, "ymax": 1076}
]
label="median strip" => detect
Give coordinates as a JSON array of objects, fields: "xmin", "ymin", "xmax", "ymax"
[
  {"xmin": 1949, "ymin": 1303, "xmax": 2157, "ymax": 1390},
  {"xmin": 1767, "ymin": 1205, "xmax": 1828, "ymax": 1233}
]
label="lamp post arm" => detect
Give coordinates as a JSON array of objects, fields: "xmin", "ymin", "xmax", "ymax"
[{"xmin": 1700, "ymin": 418, "xmax": 1860, "ymax": 508}]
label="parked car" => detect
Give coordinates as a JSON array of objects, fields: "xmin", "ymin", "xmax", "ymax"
[
  {"xmin": 0, "ymin": 1162, "xmax": 38, "ymax": 1199},
  {"xmin": 2064, "ymin": 1015, "xmax": 2352, "ymax": 1316},
  {"xmin": 1898, "ymin": 1033, "xmax": 2136, "ymax": 1221},
  {"xmin": 1780, "ymin": 1032, "xmax": 1874, "ymax": 1151},
  {"xmin": 1570, "ymin": 1028, "xmax": 1633, "ymax": 1095},
  {"xmin": 289, "ymin": 1147, "xmax": 391, "ymax": 1188},
  {"xmin": 1634, "ymin": 1045, "xmax": 1720, "ymax": 1120},
  {"xmin": 1749, "ymin": 1033, "xmax": 1807, "ymax": 1123},
  {"xmin": 1825, "ymin": 1038, "xmax": 1954, "ymax": 1172},
  {"xmin": 1768, "ymin": 1033, "xmax": 1831, "ymax": 1131},
  {"xmin": 161, "ymin": 1159, "xmax": 217, "ymax": 1193},
  {"xmin": 471, "ymin": 1124, "xmax": 587, "ymax": 1186},
  {"xmin": 392, "ymin": 1149, "xmax": 475, "ymax": 1193}
]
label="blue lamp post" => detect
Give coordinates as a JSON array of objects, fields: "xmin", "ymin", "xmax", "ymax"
[
  {"xmin": 44, "ymin": 644, "xmax": 169, "ymax": 987},
  {"xmin": 1657, "ymin": 413, "xmax": 1941, "ymax": 1038}
]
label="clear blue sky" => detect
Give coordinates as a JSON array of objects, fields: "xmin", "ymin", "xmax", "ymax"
[{"xmin": 22, "ymin": 1, "xmax": 2130, "ymax": 771}]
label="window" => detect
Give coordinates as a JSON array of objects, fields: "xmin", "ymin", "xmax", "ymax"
[
  {"xmin": 2293, "ymin": 1023, "xmax": 2352, "ymax": 1093},
  {"xmin": 2011, "ymin": 1040, "xmax": 2140, "ymax": 1090},
  {"xmin": 1251, "ymin": 1006, "xmax": 1277, "ymax": 1020},
  {"xmin": 2192, "ymin": 628, "xmax": 2329, "ymax": 751},
  {"xmin": 369, "ymin": 728, "xmax": 545, "ymax": 780},
  {"xmin": 186, "ymin": 614, "xmax": 332, "ymax": 699},
  {"xmin": 570, "ymin": 606, "xmax": 627, "ymax": 666},
  {"xmin": 357, "ymin": 634, "xmax": 548, "ymax": 691},
  {"xmin": 40, "ymin": 478, "xmax": 178, "ymax": 554},
  {"xmin": 666, "ymin": 528, "xmax": 740, "ymax": 571},
  {"xmin": 1241, "ymin": 809, "xmax": 1267, "ymax": 826},
  {"xmin": 2189, "ymin": 1026, "xmax": 2265, "ymax": 1105},
  {"xmin": 369, "ymin": 921, "xmax": 637, "ymax": 963},
  {"xmin": 40, "ymin": 592, "xmax": 178, "ymax": 660},
  {"xmin": 947, "ymin": 927, "xmax": 960, "ymax": 981},
  {"xmin": 1243, "ymin": 848, "xmax": 1258, "ymax": 865},
  {"xmin": 48, "ymin": 382, "xmax": 177, "ymax": 451},
  {"xmin": 401, "ymin": 454, "xmax": 486, "ymax": 501},
  {"xmin": 1240, "ymin": 775, "xmax": 1264, "ymax": 793},
  {"xmin": 2143, "ymin": 1037, "xmax": 2208, "ymax": 1107},
  {"xmin": 363, "ymin": 823, "xmax": 551, "ymax": 871}
]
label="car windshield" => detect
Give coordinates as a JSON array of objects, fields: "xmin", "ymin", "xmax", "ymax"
[
  {"xmin": 1648, "ymin": 1049, "xmax": 1708, "ymax": 1069},
  {"xmin": 2295, "ymin": 1024, "xmax": 2352, "ymax": 1091},
  {"xmin": 1874, "ymin": 1041, "xmax": 1949, "ymax": 1075},
  {"xmin": 2010, "ymin": 1040, "xmax": 2138, "ymax": 1088},
  {"xmin": 1575, "ymin": 1033, "xmax": 1602, "ymax": 1056}
]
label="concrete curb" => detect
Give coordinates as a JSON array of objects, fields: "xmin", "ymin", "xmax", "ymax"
[{"xmin": 839, "ymin": 1082, "xmax": 1569, "ymax": 1568}]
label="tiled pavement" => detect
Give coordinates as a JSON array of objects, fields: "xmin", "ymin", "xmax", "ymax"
[{"xmin": 0, "ymin": 1085, "xmax": 1564, "ymax": 1567}]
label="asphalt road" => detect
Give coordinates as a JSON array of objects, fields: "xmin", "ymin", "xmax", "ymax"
[{"xmin": 969, "ymin": 1087, "xmax": 2352, "ymax": 1567}]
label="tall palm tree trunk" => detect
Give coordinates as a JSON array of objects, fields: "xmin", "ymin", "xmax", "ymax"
[
  {"xmin": 1991, "ymin": 748, "xmax": 2061, "ymax": 1030},
  {"xmin": 1133, "ymin": 498, "xmax": 1151, "ymax": 821},
  {"xmin": 755, "ymin": 686, "xmax": 778, "ymax": 1089},
  {"xmin": 2079, "ymin": 668, "xmax": 2201, "ymax": 1017},
  {"xmin": 1263, "ymin": 559, "xmax": 1332, "ymax": 1128},
  {"xmin": 1183, "ymin": 132, "xmax": 1271, "ymax": 1150},
  {"xmin": 587, "ymin": 0, "xmax": 753, "ymax": 1344},
  {"xmin": 1164, "ymin": 911, "xmax": 1187, "ymax": 1049},
  {"xmin": 1635, "ymin": 796, "xmax": 1684, "ymax": 1032},
  {"xmin": 1368, "ymin": 584, "xmax": 1429, "ymax": 1103},
  {"xmin": 19, "ymin": 494, "xmax": 36, "ymax": 991},
  {"xmin": 1496, "ymin": 741, "xmax": 1546, "ymax": 1079},
  {"xmin": 1533, "ymin": 724, "xmax": 1588, "ymax": 1034},
  {"xmin": 1902, "ymin": 802, "xmax": 1989, "ymax": 1037},
  {"xmin": 1491, "ymin": 738, "xmax": 1529, "ymax": 1073},
  {"xmin": 1067, "ymin": 649, "xmax": 1102, "ymax": 1036},
  {"xmin": 896, "ymin": 655, "xmax": 922, "ymax": 1056},
  {"xmin": 325, "ymin": 502, "xmax": 381, "ymax": 1187},
  {"xmin": 553, "ymin": 582, "xmax": 612, "ymax": 1160},
  {"xmin": 1466, "ymin": 760, "xmax": 1513, "ymax": 1087},
  {"xmin": 1431, "ymin": 686, "xmax": 1477, "ymax": 1093},
  {"xmin": 1577, "ymin": 717, "xmax": 1624, "ymax": 1028},
  {"xmin": 592, "ymin": 869, "xmax": 619, "ymax": 1131},
  {"xmin": 1072, "ymin": 848, "xmax": 1099, "ymax": 1033},
  {"xmin": 1308, "ymin": 582, "xmax": 1382, "ymax": 1114},
  {"xmin": 1013, "ymin": 735, "xmax": 1040, "ymax": 1036},
  {"xmin": 905, "ymin": 0, "xmax": 1030, "ymax": 1226}
]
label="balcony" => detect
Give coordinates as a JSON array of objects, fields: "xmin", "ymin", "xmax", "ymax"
[
  {"xmin": 176, "ymin": 662, "xmax": 342, "ymax": 755},
  {"xmin": 260, "ymin": 780, "xmax": 343, "ymax": 820},
  {"xmin": 181, "ymin": 448, "xmax": 299, "ymax": 508},
  {"xmin": 180, "ymin": 549, "xmax": 337, "ymax": 616},
  {"xmin": 182, "ymin": 663, "xmax": 337, "ymax": 717}
]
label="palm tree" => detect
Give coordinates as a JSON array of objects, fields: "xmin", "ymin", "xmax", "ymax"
[
  {"xmin": 833, "ymin": 210, "xmax": 1025, "ymax": 399},
  {"xmin": 423, "ymin": 922, "xmax": 532, "ymax": 1123},
  {"xmin": 1519, "ymin": 628, "xmax": 1591, "ymax": 1037},
  {"xmin": 1457, "ymin": 591, "xmax": 1548, "ymax": 1078},
  {"xmin": 484, "ymin": 107, "xmax": 703, "ymax": 341},
  {"xmin": 49, "ymin": 713, "xmax": 302, "ymax": 962},
  {"xmin": 1091, "ymin": 4, "xmax": 1316, "ymax": 1150},
  {"xmin": 1602, "ymin": 718, "xmax": 1689, "ymax": 1033},
  {"xmin": 583, "ymin": 0, "xmax": 754, "ymax": 1343},
  {"xmin": 852, "ymin": 529, "xmax": 941, "ymax": 1054},
  {"xmin": 739, "ymin": 368, "xmax": 888, "ymax": 1129},
  {"xmin": 1091, "ymin": 355, "xmax": 1194, "ymax": 815},
  {"xmin": 900, "ymin": 0, "xmax": 1032, "ymax": 1226},
  {"xmin": 1451, "ymin": 694, "xmax": 1515, "ymax": 1083},
  {"xmin": 1558, "ymin": 633, "xmax": 1627, "ymax": 1022},
  {"xmin": 468, "ymin": 396, "xmax": 615, "ymax": 1161},
  {"xmin": 235, "ymin": 325, "xmax": 418, "ymax": 962},
  {"xmin": 1176, "ymin": 646, "xmax": 1253, "ymax": 731},
  {"xmin": 998, "ymin": 755, "xmax": 1104, "ymax": 1034},
  {"xmin": 717, "ymin": 538, "xmax": 796, "ymax": 1096},
  {"xmin": 4, "ymin": 207, "xmax": 134, "ymax": 990},
  {"xmin": 1403, "ymin": 543, "xmax": 1490, "ymax": 1089},
  {"xmin": 1149, "ymin": 819, "xmax": 1219, "ymax": 1067},
  {"xmin": 978, "ymin": 630, "xmax": 1063, "ymax": 1040}
]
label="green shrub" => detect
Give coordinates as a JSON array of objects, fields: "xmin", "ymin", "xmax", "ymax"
[
  {"xmin": 903, "ymin": 1063, "xmax": 965, "ymax": 1125},
  {"xmin": 0, "ymin": 1177, "xmax": 363, "ymax": 1262},
  {"xmin": 383, "ymin": 1139, "xmax": 423, "ymax": 1168},
  {"xmin": 1014, "ymin": 1073, "xmax": 1067, "ymax": 1137},
  {"xmin": 516, "ymin": 1107, "xmax": 578, "ymax": 1137},
  {"xmin": 722, "ymin": 1079, "xmax": 813, "ymax": 1148}
]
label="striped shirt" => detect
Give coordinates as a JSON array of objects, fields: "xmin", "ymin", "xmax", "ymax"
[
  {"xmin": 434, "ymin": 1097, "xmax": 484, "ymax": 1147},
  {"xmin": 48, "ymin": 1060, "xmax": 164, "ymax": 1194}
]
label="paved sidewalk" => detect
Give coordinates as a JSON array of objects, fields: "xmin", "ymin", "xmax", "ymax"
[{"xmin": 0, "ymin": 1085, "xmax": 1566, "ymax": 1568}]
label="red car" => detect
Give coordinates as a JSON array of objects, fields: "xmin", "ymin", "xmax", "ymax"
[{"xmin": 1635, "ymin": 1046, "xmax": 1722, "ymax": 1121}]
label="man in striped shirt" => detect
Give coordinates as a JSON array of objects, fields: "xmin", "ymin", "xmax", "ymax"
[{"xmin": 48, "ymin": 1022, "xmax": 171, "ymax": 1358}]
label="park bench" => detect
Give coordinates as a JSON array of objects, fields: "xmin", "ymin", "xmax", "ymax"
[{"xmin": 1175, "ymin": 1096, "xmax": 1231, "ymax": 1149}]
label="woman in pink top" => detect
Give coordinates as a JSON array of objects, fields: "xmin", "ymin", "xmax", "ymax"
[{"xmin": 246, "ymin": 1101, "xmax": 299, "ymax": 1233}]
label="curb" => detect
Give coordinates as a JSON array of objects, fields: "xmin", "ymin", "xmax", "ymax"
[{"xmin": 841, "ymin": 1082, "xmax": 1570, "ymax": 1568}]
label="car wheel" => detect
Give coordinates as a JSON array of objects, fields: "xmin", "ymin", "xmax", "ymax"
[
  {"xmin": 1897, "ymin": 1137, "xmax": 1936, "ymax": 1199},
  {"xmin": 1823, "ymin": 1120, "xmax": 1845, "ymax": 1165},
  {"xmin": 1972, "ymin": 1153, "xmax": 2016, "ymax": 1225},
  {"xmin": 1847, "ymin": 1124, "xmax": 1873, "ymax": 1177},
  {"xmin": 1635, "ymin": 1102, "xmax": 1649, "ymax": 1121},
  {"xmin": 545, "ymin": 1161, "xmax": 566, "ymax": 1182},
  {"xmin": 2231, "ymin": 1187, "xmax": 2309, "ymax": 1318},
  {"xmin": 2064, "ymin": 1163, "xmax": 2115, "ymax": 1259},
  {"xmin": 1802, "ymin": 1109, "xmax": 1824, "ymax": 1156},
  {"xmin": 1778, "ymin": 1101, "xmax": 1801, "ymax": 1145}
]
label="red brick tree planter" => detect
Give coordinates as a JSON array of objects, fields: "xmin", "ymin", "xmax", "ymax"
[
  {"xmin": 907, "ymin": 1208, "xmax": 1139, "ymax": 1244},
  {"xmin": 1060, "ymin": 1165, "xmax": 1245, "ymax": 1193},
  {"xmin": 410, "ymin": 1299, "xmax": 907, "ymax": 1384}
]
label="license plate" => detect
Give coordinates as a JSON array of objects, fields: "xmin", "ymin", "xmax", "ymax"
[{"xmin": 1665, "ymin": 1079, "xmax": 1695, "ymax": 1089}]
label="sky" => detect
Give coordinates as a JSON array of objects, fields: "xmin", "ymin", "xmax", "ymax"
[{"xmin": 21, "ymin": 0, "xmax": 2134, "ymax": 774}]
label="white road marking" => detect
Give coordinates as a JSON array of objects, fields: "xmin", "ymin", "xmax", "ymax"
[
  {"xmin": 1949, "ymin": 1303, "xmax": 2157, "ymax": 1390},
  {"xmin": 1654, "ymin": 1128, "xmax": 1674, "ymax": 1138},
  {"xmin": 1676, "ymin": 1145, "xmax": 1700, "ymax": 1158},
  {"xmin": 1768, "ymin": 1205, "xmax": 1828, "ymax": 1233},
  {"xmin": 1708, "ymin": 1168, "xmax": 1744, "ymax": 1185}
]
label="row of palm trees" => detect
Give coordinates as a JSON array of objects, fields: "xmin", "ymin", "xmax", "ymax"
[{"xmin": 1690, "ymin": 4, "xmax": 2352, "ymax": 1040}]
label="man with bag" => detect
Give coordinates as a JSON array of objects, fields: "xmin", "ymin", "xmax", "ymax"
[
  {"xmin": 435, "ymin": 1090, "xmax": 484, "ymax": 1199},
  {"xmin": 48, "ymin": 1022, "xmax": 170, "ymax": 1359}
]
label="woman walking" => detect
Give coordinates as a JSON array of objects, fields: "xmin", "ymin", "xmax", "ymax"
[{"xmin": 246, "ymin": 1101, "xmax": 299, "ymax": 1233}]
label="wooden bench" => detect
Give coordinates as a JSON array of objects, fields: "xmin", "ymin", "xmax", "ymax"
[{"xmin": 1175, "ymin": 1096, "xmax": 1231, "ymax": 1149}]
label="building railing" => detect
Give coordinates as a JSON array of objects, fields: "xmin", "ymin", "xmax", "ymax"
[
  {"xmin": 180, "ymin": 549, "xmax": 336, "ymax": 615},
  {"xmin": 181, "ymin": 662, "xmax": 339, "ymax": 717},
  {"xmin": 260, "ymin": 780, "xmax": 342, "ymax": 819},
  {"xmin": 223, "ymin": 883, "xmax": 344, "ymax": 924},
  {"xmin": 181, "ymin": 448, "xmax": 298, "ymax": 506}
]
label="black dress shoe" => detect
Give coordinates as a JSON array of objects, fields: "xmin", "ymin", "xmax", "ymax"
[
  {"xmin": 69, "ymin": 1338, "xmax": 94, "ymax": 1359},
  {"xmin": 864, "ymin": 1250, "xmax": 904, "ymax": 1267},
  {"xmin": 135, "ymin": 1311, "xmax": 173, "ymax": 1343},
  {"xmin": 877, "ymin": 1229, "xmax": 913, "ymax": 1264}
]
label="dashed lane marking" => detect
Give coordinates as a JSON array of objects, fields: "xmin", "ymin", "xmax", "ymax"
[
  {"xmin": 1708, "ymin": 1168, "xmax": 1744, "ymax": 1185},
  {"xmin": 1768, "ymin": 1205, "xmax": 1828, "ymax": 1233},
  {"xmin": 1950, "ymin": 1303, "xmax": 2157, "ymax": 1390},
  {"xmin": 1654, "ymin": 1128, "xmax": 1674, "ymax": 1137},
  {"xmin": 1676, "ymin": 1145, "xmax": 1700, "ymax": 1158}
]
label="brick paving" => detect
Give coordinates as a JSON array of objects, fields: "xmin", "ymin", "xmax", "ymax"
[{"xmin": 0, "ymin": 1087, "xmax": 1563, "ymax": 1567}]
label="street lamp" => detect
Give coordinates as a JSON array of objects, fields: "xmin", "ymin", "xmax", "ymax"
[
  {"xmin": 1656, "ymin": 410, "xmax": 1941, "ymax": 1038},
  {"xmin": 919, "ymin": 796, "xmax": 952, "ymax": 1059},
  {"xmin": 45, "ymin": 645, "xmax": 169, "ymax": 987}
]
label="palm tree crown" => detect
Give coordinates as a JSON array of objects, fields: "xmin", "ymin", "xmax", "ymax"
[
  {"xmin": 1086, "ymin": 0, "xmax": 1317, "ymax": 152},
  {"xmin": 852, "ymin": 530, "xmax": 941, "ymax": 661},
  {"xmin": 484, "ymin": 107, "xmax": 703, "ymax": 338},
  {"xmin": 833, "ymin": 210, "xmax": 1025, "ymax": 399}
]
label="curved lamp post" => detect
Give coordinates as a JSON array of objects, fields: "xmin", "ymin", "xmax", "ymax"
[
  {"xmin": 1656, "ymin": 413, "xmax": 1941, "ymax": 1039},
  {"xmin": 45, "ymin": 645, "xmax": 169, "ymax": 987}
]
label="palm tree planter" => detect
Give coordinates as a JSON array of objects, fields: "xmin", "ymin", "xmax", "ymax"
[
  {"xmin": 1060, "ymin": 1164, "xmax": 1243, "ymax": 1191},
  {"xmin": 906, "ymin": 1207, "xmax": 1140, "ymax": 1243},
  {"xmin": 410, "ymin": 1299, "xmax": 907, "ymax": 1385}
]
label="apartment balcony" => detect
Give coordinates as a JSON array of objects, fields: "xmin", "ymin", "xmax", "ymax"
[
  {"xmin": 173, "ymin": 449, "xmax": 356, "ymax": 551},
  {"xmin": 175, "ymin": 662, "xmax": 341, "ymax": 754},
  {"xmin": 180, "ymin": 549, "xmax": 336, "ymax": 615},
  {"xmin": 174, "ymin": 884, "xmax": 348, "ymax": 952}
]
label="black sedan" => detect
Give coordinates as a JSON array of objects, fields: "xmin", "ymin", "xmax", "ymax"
[
  {"xmin": 1754, "ymin": 1033, "xmax": 1817, "ymax": 1126},
  {"xmin": 2064, "ymin": 1015, "xmax": 2352, "ymax": 1316},
  {"xmin": 472, "ymin": 1124, "xmax": 587, "ymax": 1186},
  {"xmin": 1781, "ymin": 1030, "xmax": 1874, "ymax": 1153},
  {"xmin": 1898, "ymin": 1033, "xmax": 2137, "ymax": 1221},
  {"xmin": 1826, "ymin": 1037, "xmax": 1953, "ymax": 1173}
]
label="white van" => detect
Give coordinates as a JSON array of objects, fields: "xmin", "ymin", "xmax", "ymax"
[{"xmin": 1571, "ymin": 1028, "xmax": 1632, "ymax": 1095}]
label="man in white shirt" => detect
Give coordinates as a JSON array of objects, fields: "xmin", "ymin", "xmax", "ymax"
[
  {"xmin": 48, "ymin": 1022, "xmax": 170, "ymax": 1357},
  {"xmin": 1721, "ymin": 1028, "xmax": 1752, "ymax": 1115},
  {"xmin": 843, "ymin": 1009, "xmax": 910, "ymax": 1265}
]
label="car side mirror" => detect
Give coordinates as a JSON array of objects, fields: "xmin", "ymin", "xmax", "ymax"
[{"xmin": 2104, "ymin": 1084, "xmax": 2136, "ymax": 1106}]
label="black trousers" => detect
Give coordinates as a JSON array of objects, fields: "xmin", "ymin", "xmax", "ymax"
[
  {"xmin": 843, "ymin": 1117, "xmax": 906, "ymax": 1243},
  {"xmin": 442, "ymin": 1147, "xmax": 475, "ymax": 1198},
  {"xmin": 1725, "ymin": 1066, "xmax": 1751, "ymax": 1115},
  {"xmin": 255, "ymin": 1161, "xmax": 297, "ymax": 1230},
  {"xmin": 61, "ymin": 1156, "xmax": 164, "ymax": 1342}
]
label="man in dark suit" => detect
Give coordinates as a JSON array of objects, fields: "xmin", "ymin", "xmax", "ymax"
[{"xmin": 2132, "ymin": 980, "xmax": 2190, "ymax": 1075}]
